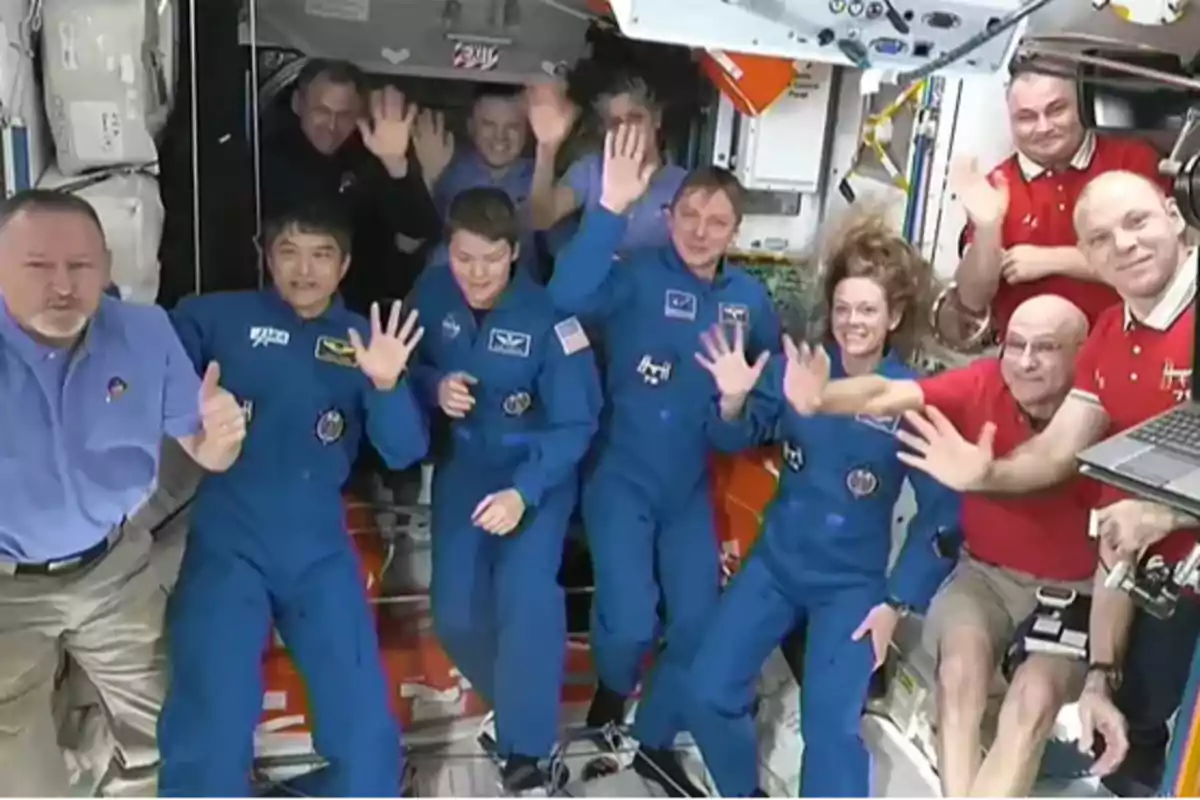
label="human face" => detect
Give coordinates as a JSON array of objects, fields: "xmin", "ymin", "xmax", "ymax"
[
  {"xmin": 448, "ymin": 229, "xmax": 517, "ymax": 309},
  {"xmin": 0, "ymin": 209, "xmax": 110, "ymax": 344},
  {"xmin": 599, "ymin": 92, "xmax": 660, "ymax": 158},
  {"xmin": 1076, "ymin": 179, "xmax": 1185, "ymax": 302},
  {"xmin": 469, "ymin": 95, "xmax": 528, "ymax": 170},
  {"xmin": 267, "ymin": 227, "xmax": 348, "ymax": 317},
  {"xmin": 1007, "ymin": 74, "xmax": 1085, "ymax": 167},
  {"xmin": 830, "ymin": 277, "xmax": 899, "ymax": 358},
  {"xmin": 668, "ymin": 188, "xmax": 739, "ymax": 276},
  {"xmin": 294, "ymin": 75, "xmax": 362, "ymax": 155},
  {"xmin": 998, "ymin": 320, "xmax": 1076, "ymax": 409}
]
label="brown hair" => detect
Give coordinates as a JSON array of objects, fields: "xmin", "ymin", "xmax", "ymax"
[
  {"xmin": 819, "ymin": 208, "xmax": 933, "ymax": 359},
  {"xmin": 446, "ymin": 187, "xmax": 520, "ymax": 247},
  {"xmin": 671, "ymin": 167, "xmax": 746, "ymax": 223}
]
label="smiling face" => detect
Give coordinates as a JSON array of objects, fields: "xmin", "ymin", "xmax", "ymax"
[
  {"xmin": 1006, "ymin": 72, "xmax": 1086, "ymax": 168},
  {"xmin": 468, "ymin": 93, "xmax": 528, "ymax": 170},
  {"xmin": 997, "ymin": 295, "xmax": 1087, "ymax": 412},
  {"xmin": 830, "ymin": 276, "xmax": 900, "ymax": 359},
  {"xmin": 1075, "ymin": 171, "xmax": 1185, "ymax": 303},
  {"xmin": 266, "ymin": 224, "xmax": 349, "ymax": 317},
  {"xmin": 294, "ymin": 72, "xmax": 363, "ymax": 156}
]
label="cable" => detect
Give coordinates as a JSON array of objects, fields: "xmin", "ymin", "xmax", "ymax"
[{"xmin": 895, "ymin": 0, "xmax": 1065, "ymax": 84}]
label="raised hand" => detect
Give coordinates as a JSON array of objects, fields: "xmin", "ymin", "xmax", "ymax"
[
  {"xmin": 896, "ymin": 406, "xmax": 996, "ymax": 491},
  {"xmin": 348, "ymin": 301, "xmax": 424, "ymax": 391},
  {"xmin": 198, "ymin": 362, "xmax": 246, "ymax": 450},
  {"xmin": 359, "ymin": 86, "xmax": 418, "ymax": 170},
  {"xmin": 949, "ymin": 155, "xmax": 1009, "ymax": 230},
  {"xmin": 695, "ymin": 323, "xmax": 768, "ymax": 399},
  {"xmin": 781, "ymin": 334, "xmax": 831, "ymax": 416},
  {"xmin": 599, "ymin": 124, "xmax": 654, "ymax": 215},
  {"xmin": 412, "ymin": 108, "xmax": 455, "ymax": 185},
  {"xmin": 525, "ymin": 81, "xmax": 577, "ymax": 147}
]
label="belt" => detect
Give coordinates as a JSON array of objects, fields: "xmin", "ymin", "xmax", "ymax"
[{"xmin": 0, "ymin": 527, "xmax": 123, "ymax": 577}]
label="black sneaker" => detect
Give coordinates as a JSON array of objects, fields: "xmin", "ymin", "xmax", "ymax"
[
  {"xmin": 502, "ymin": 754, "xmax": 551, "ymax": 794},
  {"xmin": 586, "ymin": 681, "xmax": 627, "ymax": 731},
  {"xmin": 633, "ymin": 747, "xmax": 707, "ymax": 798}
]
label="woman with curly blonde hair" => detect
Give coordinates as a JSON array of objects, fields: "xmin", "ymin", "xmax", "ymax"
[{"xmin": 680, "ymin": 210, "xmax": 962, "ymax": 797}]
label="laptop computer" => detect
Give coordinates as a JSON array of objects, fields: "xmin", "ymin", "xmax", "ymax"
[{"xmin": 1076, "ymin": 281, "xmax": 1200, "ymax": 518}]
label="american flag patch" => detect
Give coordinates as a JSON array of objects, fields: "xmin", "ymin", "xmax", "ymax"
[{"xmin": 554, "ymin": 317, "xmax": 590, "ymax": 355}]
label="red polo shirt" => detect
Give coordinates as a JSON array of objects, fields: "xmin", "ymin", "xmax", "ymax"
[
  {"xmin": 961, "ymin": 133, "xmax": 1167, "ymax": 332},
  {"xmin": 918, "ymin": 358, "xmax": 1098, "ymax": 581},
  {"xmin": 1071, "ymin": 253, "xmax": 1199, "ymax": 562}
]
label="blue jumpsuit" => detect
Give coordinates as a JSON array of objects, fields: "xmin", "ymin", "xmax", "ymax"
[
  {"xmin": 159, "ymin": 289, "xmax": 428, "ymax": 797},
  {"xmin": 548, "ymin": 206, "xmax": 781, "ymax": 750},
  {"xmin": 685, "ymin": 347, "xmax": 961, "ymax": 797},
  {"xmin": 408, "ymin": 266, "xmax": 602, "ymax": 761}
]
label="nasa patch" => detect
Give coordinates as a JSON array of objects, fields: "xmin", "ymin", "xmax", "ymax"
[
  {"xmin": 315, "ymin": 408, "xmax": 346, "ymax": 445},
  {"xmin": 503, "ymin": 391, "xmax": 532, "ymax": 417}
]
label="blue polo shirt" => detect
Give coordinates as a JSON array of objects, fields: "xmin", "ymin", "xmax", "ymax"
[
  {"xmin": 0, "ymin": 296, "xmax": 202, "ymax": 562},
  {"xmin": 562, "ymin": 153, "xmax": 687, "ymax": 254},
  {"xmin": 427, "ymin": 150, "xmax": 538, "ymax": 274}
]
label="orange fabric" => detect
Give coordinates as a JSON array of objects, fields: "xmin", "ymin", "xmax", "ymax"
[
  {"xmin": 711, "ymin": 449, "xmax": 779, "ymax": 578},
  {"xmin": 699, "ymin": 51, "xmax": 795, "ymax": 116}
]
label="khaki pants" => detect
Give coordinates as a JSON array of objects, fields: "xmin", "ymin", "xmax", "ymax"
[
  {"xmin": 923, "ymin": 553, "xmax": 1092, "ymax": 691},
  {"xmin": 0, "ymin": 526, "xmax": 167, "ymax": 797}
]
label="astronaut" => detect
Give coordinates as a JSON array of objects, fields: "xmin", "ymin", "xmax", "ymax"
[
  {"xmin": 683, "ymin": 212, "xmax": 962, "ymax": 797},
  {"xmin": 407, "ymin": 187, "xmax": 602, "ymax": 793},
  {"xmin": 548, "ymin": 125, "xmax": 780, "ymax": 793},
  {"xmin": 157, "ymin": 204, "xmax": 428, "ymax": 796}
]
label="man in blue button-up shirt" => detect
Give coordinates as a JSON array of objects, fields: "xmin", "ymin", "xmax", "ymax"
[{"xmin": 0, "ymin": 189, "xmax": 246, "ymax": 795}]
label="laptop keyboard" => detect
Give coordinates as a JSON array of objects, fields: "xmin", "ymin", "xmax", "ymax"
[{"xmin": 1128, "ymin": 406, "xmax": 1200, "ymax": 458}]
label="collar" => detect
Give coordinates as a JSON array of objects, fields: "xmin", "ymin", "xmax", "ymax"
[
  {"xmin": 462, "ymin": 148, "xmax": 532, "ymax": 181},
  {"xmin": 263, "ymin": 287, "xmax": 346, "ymax": 322},
  {"xmin": 825, "ymin": 341, "xmax": 903, "ymax": 380},
  {"xmin": 0, "ymin": 295, "xmax": 117, "ymax": 362},
  {"xmin": 1016, "ymin": 131, "xmax": 1096, "ymax": 180},
  {"xmin": 1123, "ymin": 249, "xmax": 1197, "ymax": 332},
  {"xmin": 661, "ymin": 246, "xmax": 730, "ymax": 289},
  {"xmin": 457, "ymin": 263, "xmax": 536, "ymax": 317}
]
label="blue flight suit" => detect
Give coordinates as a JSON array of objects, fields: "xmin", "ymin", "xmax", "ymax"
[
  {"xmin": 158, "ymin": 289, "xmax": 428, "ymax": 797},
  {"xmin": 426, "ymin": 151, "xmax": 539, "ymax": 276},
  {"xmin": 685, "ymin": 347, "xmax": 962, "ymax": 797},
  {"xmin": 548, "ymin": 207, "xmax": 781, "ymax": 750},
  {"xmin": 408, "ymin": 266, "xmax": 602, "ymax": 762}
]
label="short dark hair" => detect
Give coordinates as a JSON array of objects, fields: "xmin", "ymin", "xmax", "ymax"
[
  {"xmin": 672, "ymin": 167, "xmax": 746, "ymax": 222},
  {"xmin": 263, "ymin": 203, "xmax": 353, "ymax": 255},
  {"xmin": 0, "ymin": 188, "xmax": 105, "ymax": 241},
  {"xmin": 446, "ymin": 187, "xmax": 520, "ymax": 247},
  {"xmin": 295, "ymin": 58, "xmax": 365, "ymax": 97},
  {"xmin": 473, "ymin": 83, "xmax": 523, "ymax": 103}
]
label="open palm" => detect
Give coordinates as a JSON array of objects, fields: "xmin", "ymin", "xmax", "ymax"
[
  {"xmin": 781, "ymin": 334, "xmax": 830, "ymax": 416},
  {"xmin": 895, "ymin": 406, "xmax": 996, "ymax": 491},
  {"xmin": 349, "ymin": 301, "xmax": 424, "ymax": 390},
  {"xmin": 695, "ymin": 323, "xmax": 768, "ymax": 398}
]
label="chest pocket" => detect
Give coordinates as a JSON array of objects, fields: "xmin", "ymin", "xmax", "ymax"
[
  {"xmin": 80, "ymin": 351, "xmax": 163, "ymax": 451},
  {"xmin": 475, "ymin": 326, "xmax": 542, "ymax": 427}
]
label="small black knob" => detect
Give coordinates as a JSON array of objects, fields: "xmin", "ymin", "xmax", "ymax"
[{"xmin": 817, "ymin": 28, "xmax": 836, "ymax": 46}]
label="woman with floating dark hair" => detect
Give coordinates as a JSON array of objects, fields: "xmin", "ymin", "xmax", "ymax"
[{"xmin": 683, "ymin": 209, "xmax": 963, "ymax": 797}]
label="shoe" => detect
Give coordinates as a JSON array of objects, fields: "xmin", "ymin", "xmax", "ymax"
[
  {"xmin": 502, "ymin": 754, "xmax": 552, "ymax": 795},
  {"xmin": 632, "ymin": 747, "xmax": 707, "ymax": 798},
  {"xmin": 586, "ymin": 681, "xmax": 627, "ymax": 732}
]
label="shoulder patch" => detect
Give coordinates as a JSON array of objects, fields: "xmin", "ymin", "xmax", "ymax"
[{"xmin": 554, "ymin": 316, "xmax": 590, "ymax": 355}]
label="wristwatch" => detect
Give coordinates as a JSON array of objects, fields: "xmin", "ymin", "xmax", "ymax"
[
  {"xmin": 1087, "ymin": 662, "xmax": 1124, "ymax": 693},
  {"xmin": 884, "ymin": 597, "xmax": 915, "ymax": 617}
]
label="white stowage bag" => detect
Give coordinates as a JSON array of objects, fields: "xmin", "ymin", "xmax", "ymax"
[
  {"xmin": 39, "ymin": 167, "xmax": 165, "ymax": 304},
  {"xmin": 41, "ymin": 0, "xmax": 175, "ymax": 175}
]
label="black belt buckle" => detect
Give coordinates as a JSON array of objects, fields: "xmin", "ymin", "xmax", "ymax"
[{"xmin": 19, "ymin": 535, "xmax": 112, "ymax": 577}]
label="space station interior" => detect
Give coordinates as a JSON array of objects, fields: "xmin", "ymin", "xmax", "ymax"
[{"xmin": 6, "ymin": 0, "xmax": 1200, "ymax": 796}]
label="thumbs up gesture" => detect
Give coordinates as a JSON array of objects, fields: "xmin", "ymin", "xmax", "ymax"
[{"xmin": 198, "ymin": 362, "xmax": 247, "ymax": 450}]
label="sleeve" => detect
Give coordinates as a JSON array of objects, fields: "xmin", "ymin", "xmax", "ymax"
[
  {"xmin": 365, "ymin": 156, "xmax": 443, "ymax": 241},
  {"xmin": 362, "ymin": 376, "xmax": 430, "ymax": 471},
  {"xmin": 160, "ymin": 304, "xmax": 204, "ymax": 440},
  {"xmin": 511, "ymin": 316, "xmax": 603, "ymax": 507},
  {"xmin": 405, "ymin": 283, "xmax": 445, "ymax": 411},
  {"xmin": 561, "ymin": 154, "xmax": 598, "ymax": 208},
  {"xmin": 914, "ymin": 360, "xmax": 988, "ymax": 431},
  {"xmin": 1067, "ymin": 322, "xmax": 1108, "ymax": 407},
  {"xmin": 547, "ymin": 206, "xmax": 633, "ymax": 320},
  {"xmin": 705, "ymin": 354, "xmax": 786, "ymax": 452},
  {"xmin": 1119, "ymin": 138, "xmax": 1172, "ymax": 194},
  {"xmin": 168, "ymin": 297, "xmax": 209, "ymax": 373},
  {"xmin": 886, "ymin": 469, "xmax": 963, "ymax": 612}
]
